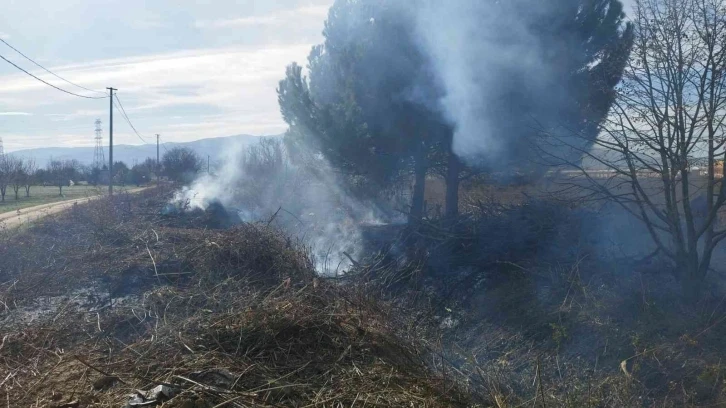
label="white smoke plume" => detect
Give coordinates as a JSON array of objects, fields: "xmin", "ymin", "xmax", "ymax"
[
  {"xmin": 413, "ymin": 0, "xmax": 567, "ymax": 164},
  {"xmin": 173, "ymin": 138, "xmax": 390, "ymax": 275}
]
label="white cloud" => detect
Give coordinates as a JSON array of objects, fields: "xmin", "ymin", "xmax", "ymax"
[
  {"xmin": 0, "ymin": 111, "xmax": 31, "ymax": 116},
  {"xmin": 195, "ymin": 5, "xmax": 328, "ymax": 29},
  {"xmin": 0, "ymin": 0, "xmax": 332, "ymax": 152},
  {"xmin": 0, "ymin": 43, "xmax": 313, "ymax": 150}
]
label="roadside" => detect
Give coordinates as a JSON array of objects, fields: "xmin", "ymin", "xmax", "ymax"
[
  {"xmin": 0, "ymin": 185, "xmax": 142, "ymax": 213},
  {"xmin": 0, "ymin": 186, "xmax": 150, "ymax": 228}
]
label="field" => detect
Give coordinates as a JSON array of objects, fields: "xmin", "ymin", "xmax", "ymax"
[{"xmin": 0, "ymin": 184, "xmax": 139, "ymax": 213}]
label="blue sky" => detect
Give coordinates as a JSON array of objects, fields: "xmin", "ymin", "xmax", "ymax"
[{"xmin": 0, "ymin": 0, "xmax": 332, "ymax": 152}]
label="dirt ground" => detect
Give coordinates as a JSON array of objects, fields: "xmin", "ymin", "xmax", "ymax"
[{"xmin": 0, "ymin": 186, "xmax": 148, "ymax": 229}]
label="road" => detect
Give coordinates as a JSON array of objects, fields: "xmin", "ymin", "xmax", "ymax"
[{"xmin": 0, "ymin": 187, "xmax": 148, "ymax": 229}]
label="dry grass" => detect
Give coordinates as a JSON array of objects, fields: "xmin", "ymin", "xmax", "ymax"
[
  {"xmin": 6, "ymin": 184, "xmax": 726, "ymax": 407},
  {"xmin": 1, "ymin": 281, "xmax": 471, "ymax": 407},
  {"xmin": 349, "ymin": 198, "xmax": 726, "ymax": 407},
  {"xmin": 0, "ymin": 187, "xmax": 473, "ymax": 407}
]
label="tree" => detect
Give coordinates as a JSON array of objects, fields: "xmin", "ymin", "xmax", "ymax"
[
  {"xmin": 279, "ymin": 0, "xmax": 632, "ymax": 222},
  {"xmin": 128, "ymin": 160, "xmax": 153, "ymax": 186},
  {"xmin": 88, "ymin": 166, "xmax": 102, "ymax": 186},
  {"xmin": 47, "ymin": 160, "xmax": 79, "ymax": 196},
  {"xmin": 549, "ymin": 0, "xmax": 726, "ymax": 299},
  {"xmin": 0, "ymin": 155, "xmax": 21, "ymax": 202},
  {"xmin": 418, "ymin": 0, "xmax": 633, "ymax": 218},
  {"xmin": 279, "ymin": 0, "xmax": 451, "ymax": 223},
  {"xmin": 162, "ymin": 147, "xmax": 202, "ymax": 183},
  {"xmin": 8, "ymin": 156, "xmax": 25, "ymax": 201},
  {"xmin": 112, "ymin": 161, "xmax": 129, "ymax": 186},
  {"xmin": 22, "ymin": 159, "xmax": 37, "ymax": 198}
]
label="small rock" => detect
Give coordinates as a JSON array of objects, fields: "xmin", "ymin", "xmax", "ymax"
[
  {"xmin": 147, "ymin": 384, "xmax": 176, "ymax": 401},
  {"xmin": 124, "ymin": 392, "xmax": 145, "ymax": 408}
]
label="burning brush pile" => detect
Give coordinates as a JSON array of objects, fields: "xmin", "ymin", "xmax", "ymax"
[{"xmin": 0, "ymin": 188, "xmax": 472, "ymax": 407}]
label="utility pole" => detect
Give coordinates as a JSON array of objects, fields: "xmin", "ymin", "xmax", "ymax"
[
  {"xmin": 156, "ymin": 134, "xmax": 160, "ymax": 187},
  {"xmin": 93, "ymin": 119, "xmax": 105, "ymax": 169},
  {"xmin": 107, "ymin": 87, "xmax": 116, "ymax": 195}
]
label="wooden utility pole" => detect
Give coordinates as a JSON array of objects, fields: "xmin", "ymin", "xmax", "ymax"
[
  {"xmin": 156, "ymin": 134, "xmax": 160, "ymax": 187},
  {"xmin": 107, "ymin": 87, "xmax": 116, "ymax": 195}
]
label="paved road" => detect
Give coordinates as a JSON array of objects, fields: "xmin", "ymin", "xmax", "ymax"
[{"xmin": 0, "ymin": 187, "xmax": 148, "ymax": 229}]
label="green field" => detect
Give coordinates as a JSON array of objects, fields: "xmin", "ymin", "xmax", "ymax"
[{"xmin": 0, "ymin": 185, "xmax": 136, "ymax": 213}]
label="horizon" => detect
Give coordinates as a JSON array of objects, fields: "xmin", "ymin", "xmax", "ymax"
[{"xmin": 8, "ymin": 132, "xmax": 274, "ymax": 154}]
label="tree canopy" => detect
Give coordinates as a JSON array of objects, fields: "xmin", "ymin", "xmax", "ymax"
[
  {"xmin": 162, "ymin": 147, "xmax": 202, "ymax": 183},
  {"xmin": 278, "ymin": 0, "xmax": 634, "ymax": 219}
]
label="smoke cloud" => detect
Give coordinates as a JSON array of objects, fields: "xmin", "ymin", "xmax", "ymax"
[
  {"xmin": 410, "ymin": 0, "xmax": 616, "ymax": 172},
  {"xmin": 173, "ymin": 138, "xmax": 394, "ymax": 275},
  {"xmin": 414, "ymin": 0, "xmax": 549, "ymax": 163}
]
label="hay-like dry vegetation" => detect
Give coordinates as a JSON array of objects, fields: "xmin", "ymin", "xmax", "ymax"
[
  {"xmin": 349, "ymin": 197, "xmax": 726, "ymax": 407},
  {"xmin": 4, "ymin": 187, "xmax": 726, "ymax": 407},
  {"xmin": 0, "ymin": 188, "xmax": 472, "ymax": 407}
]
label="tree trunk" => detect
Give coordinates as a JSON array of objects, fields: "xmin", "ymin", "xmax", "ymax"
[
  {"xmin": 409, "ymin": 155, "xmax": 427, "ymax": 224},
  {"xmin": 677, "ymin": 254, "xmax": 704, "ymax": 302},
  {"xmin": 445, "ymin": 152, "xmax": 461, "ymax": 220},
  {"xmin": 58, "ymin": 185, "xmax": 63, "ymax": 196},
  {"xmin": 25, "ymin": 185, "xmax": 30, "ymax": 197},
  {"xmin": 681, "ymin": 274, "xmax": 703, "ymax": 302}
]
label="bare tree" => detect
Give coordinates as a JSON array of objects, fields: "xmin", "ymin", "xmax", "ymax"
[
  {"xmin": 0, "ymin": 155, "xmax": 20, "ymax": 203},
  {"xmin": 544, "ymin": 0, "xmax": 726, "ymax": 299},
  {"xmin": 161, "ymin": 147, "xmax": 202, "ymax": 183},
  {"xmin": 23, "ymin": 159, "xmax": 37, "ymax": 198},
  {"xmin": 8, "ymin": 156, "xmax": 25, "ymax": 200},
  {"xmin": 48, "ymin": 160, "xmax": 79, "ymax": 196}
]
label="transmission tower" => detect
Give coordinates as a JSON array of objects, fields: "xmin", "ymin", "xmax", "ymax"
[{"xmin": 93, "ymin": 119, "xmax": 105, "ymax": 169}]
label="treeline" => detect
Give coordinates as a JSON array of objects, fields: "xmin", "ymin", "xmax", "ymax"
[{"xmin": 0, "ymin": 146, "xmax": 204, "ymax": 201}]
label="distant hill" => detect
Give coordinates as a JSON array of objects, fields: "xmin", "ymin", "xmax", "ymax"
[{"xmin": 9, "ymin": 134, "xmax": 274, "ymax": 167}]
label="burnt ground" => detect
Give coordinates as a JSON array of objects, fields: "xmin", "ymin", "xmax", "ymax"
[
  {"xmin": 0, "ymin": 188, "xmax": 472, "ymax": 408},
  {"xmin": 351, "ymin": 198, "xmax": 726, "ymax": 407},
  {"xmin": 3, "ymin": 186, "xmax": 726, "ymax": 407}
]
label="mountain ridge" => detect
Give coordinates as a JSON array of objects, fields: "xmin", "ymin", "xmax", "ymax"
[{"xmin": 9, "ymin": 134, "xmax": 274, "ymax": 166}]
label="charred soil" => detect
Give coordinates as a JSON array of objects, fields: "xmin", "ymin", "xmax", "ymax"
[{"xmin": 0, "ymin": 188, "xmax": 471, "ymax": 407}]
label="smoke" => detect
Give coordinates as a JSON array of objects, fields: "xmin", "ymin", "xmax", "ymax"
[
  {"xmin": 414, "ymin": 1, "xmax": 537, "ymax": 163},
  {"xmin": 173, "ymin": 138, "xmax": 394, "ymax": 275},
  {"xmin": 411, "ymin": 0, "xmax": 601, "ymax": 171}
]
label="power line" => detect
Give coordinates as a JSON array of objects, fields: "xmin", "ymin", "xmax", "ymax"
[
  {"xmin": 114, "ymin": 96, "xmax": 173, "ymax": 155},
  {"xmin": 0, "ymin": 38, "xmax": 106, "ymax": 95},
  {"xmin": 161, "ymin": 137, "xmax": 170, "ymax": 152},
  {"xmin": 113, "ymin": 94, "xmax": 149, "ymax": 144},
  {"xmin": 0, "ymin": 53, "xmax": 107, "ymax": 99}
]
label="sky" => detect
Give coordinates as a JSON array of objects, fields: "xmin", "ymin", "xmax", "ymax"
[
  {"xmin": 0, "ymin": 0, "xmax": 636, "ymax": 153},
  {"xmin": 0, "ymin": 0, "xmax": 333, "ymax": 152}
]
